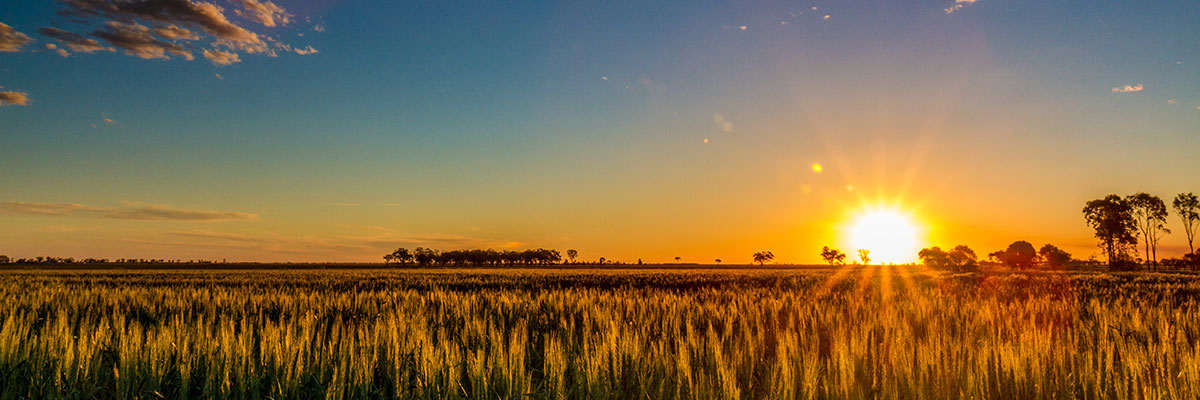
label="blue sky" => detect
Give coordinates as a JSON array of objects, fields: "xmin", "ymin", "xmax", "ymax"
[{"xmin": 0, "ymin": 0, "xmax": 1197, "ymax": 262}]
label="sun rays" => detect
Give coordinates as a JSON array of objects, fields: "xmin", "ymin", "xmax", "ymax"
[{"xmin": 842, "ymin": 205, "xmax": 926, "ymax": 264}]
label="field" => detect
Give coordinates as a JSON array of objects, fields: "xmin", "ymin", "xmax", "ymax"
[{"xmin": 2, "ymin": 266, "xmax": 1199, "ymax": 399}]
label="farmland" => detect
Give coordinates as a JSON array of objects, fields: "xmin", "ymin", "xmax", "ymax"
[{"xmin": 1, "ymin": 266, "xmax": 1198, "ymax": 399}]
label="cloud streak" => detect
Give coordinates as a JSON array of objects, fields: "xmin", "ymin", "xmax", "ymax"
[
  {"xmin": 235, "ymin": 0, "xmax": 290, "ymax": 27},
  {"xmin": 39, "ymin": 27, "xmax": 112, "ymax": 53},
  {"xmin": 202, "ymin": 48, "xmax": 240, "ymax": 65},
  {"xmin": 1112, "ymin": 84, "xmax": 1143, "ymax": 93},
  {"xmin": 944, "ymin": 0, "xmax": 978, "ymax": 14},
  {"xmin": 0, "ymin": 201, "xmax": 258, "ymax": 221},
  {"xmin": 93, "ymin": 21, "xmax": 193, "ymax": 60},
  {"xmin": 0, "ymin": 22, "xmax": 34, "ymax": 52},
  {"xmin": 0, "ymin": 90, "xmax": 31, "ymax": 106}
]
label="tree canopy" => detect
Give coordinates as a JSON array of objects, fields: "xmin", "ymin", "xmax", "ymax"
[
  {"xmin": 1083, "ymin": 195, "xmax": 1138, "ymax": 269},
  {"xmin": 918, "ymin": 245, "xmax": 977, "ymax": 271},
  {"xmin": 990, "ymin": 241, "xmax": 1038, "ymax": 270}
]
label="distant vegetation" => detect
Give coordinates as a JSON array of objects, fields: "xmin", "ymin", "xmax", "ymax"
[{"xmin": 383, "ymin": 247, "xmax": 562, "ymax": 266}]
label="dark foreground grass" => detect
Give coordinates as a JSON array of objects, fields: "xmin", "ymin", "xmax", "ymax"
[{"xmin": 1, "ymin": 267, "xmax": 1198, "ymax": 399}]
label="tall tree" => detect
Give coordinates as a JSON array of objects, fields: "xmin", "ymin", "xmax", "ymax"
[
  {"xmin": 1083, "ymin": 195, "xmax": 1138, "ymax": 269},
  {"xmin": 1128, "ymin": 193, "xmax": 1170, "ymax": 270},
  {"xmin": 857, "ymin": 249, "xmax": 871, "ymax": 265},
  {"xmin": 566, "ymin": 249, "xmax": 578, "ymax": 264},
  {"xmin": 1174, "ymin": 193, "xmax": 1199, "ymax": 258}
]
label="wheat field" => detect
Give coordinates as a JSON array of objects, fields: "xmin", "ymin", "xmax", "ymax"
[{"xmin": 1, "ymin": 266, "xmax": 1198, "ymax": 399}]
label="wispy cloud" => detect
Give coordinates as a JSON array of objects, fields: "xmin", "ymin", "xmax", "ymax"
[
  {"xmin": 0, "ymin": 201, "xmax": 258, "ymax": 221},
  {"xmin": 292, "ymin": 45, "xmax": 317, "ymax": 55},
  {"xmin": 39, "ymin": 27, "xmax": 112, "ymax": 54},
  {"xmin": 0, "ymin": 90, "xmax": 30, "ymax": 106},
  {"xmin": 1112, "ymin": 84, "xmax": 1143, "ymax": 93},
  {"xmin": 944, "ymin": 0, "xmax": 978, "ymax": 14},
  {"xmin": 93, "ymin": 21, "xmax": 193, "ymax": 60},
  {"xmin": 154, "ymin": 24, "xmax": 198, "ymax": 40},
  {"xmin": 38, "ymin": 0, "xmax": 316, "ymax": 65},
  {"xmin": 234, "ymin": 0, "xmax": 291, "ymax": 27},
  {"xmin": 202, "ymin": 48, "xmax": 240, "ymax": 65},
  {"xmin": 0, "ymin": 22, "xmax": 34, "ymax": 52}
]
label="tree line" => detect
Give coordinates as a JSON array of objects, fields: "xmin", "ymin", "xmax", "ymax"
[
  {"xmin": 1084, "ymin": 192, "xmax": 1198, "ymax": 270},
  {"xmin": 0, "ymin": 256, "xmax": 223, "ymax": 265},
  {"xmin": 382, "ymin": 247, "xmax": 566, "ymax": 266}
]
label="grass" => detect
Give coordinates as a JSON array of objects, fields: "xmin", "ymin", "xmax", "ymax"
[{"xmin": 0, "ymin": 266, "xmax": 1198, "ymax": 399}]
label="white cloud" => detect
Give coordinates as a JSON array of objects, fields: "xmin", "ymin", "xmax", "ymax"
[
  {"xmin": 945, "ymin": 0, "xmax": 979, "ymax": 14},
  {"xmin": 1112, "ymin": 84, "xmax": 1143, "ymax": 93}
]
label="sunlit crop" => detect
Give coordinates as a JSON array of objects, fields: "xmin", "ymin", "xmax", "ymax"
[{"xmin": 0, "ymin": 267, "xmax": 1197, "ymax": 399}]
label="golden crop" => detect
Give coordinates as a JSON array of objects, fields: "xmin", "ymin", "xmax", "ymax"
[{"xmin": 0, "ymin": 267, "xmax": 1197, "ymax": 399}]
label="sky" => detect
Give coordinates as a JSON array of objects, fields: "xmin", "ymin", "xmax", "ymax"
[{"xmin": 1, "ymin": 0, "xmax": 1197, "ymax": 264}]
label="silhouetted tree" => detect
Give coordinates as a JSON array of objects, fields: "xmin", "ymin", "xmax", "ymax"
[
  {"xmin": 820, "ymin": 247, "xmax": 846, "ymax": 266},
  {"xmin": 990, "ymin": 241, "xmax": 1038, "ymax": 270},
  {"xmin": 1038, "ymin": 244, "xmax": 1072, "ymax": 269},
  {"xmin": 0, "ymin": 255, "xmax": 8, "ymax": 264},
  {"xmin": 1174, "ymin": 193, "xmax": 1199, "ymax": 260},
  {"xmin": 674, "ymin": 256, "xmax": 682, "ymax": 263},
  {"xmin": 857, "ymin": 249, "xmax": 871, "ymax": 265},
  {"xmin": 918, "ymin": 245, "xmax": 977, "ymax": 271},
  {"xmin": 1128, "ymin": 193, "xmax": 1170, "ymax": 270},
  {"xmin": 715, "ymin": 258, "xmax": 722, "ymax": 264},
  {"xmin": 390, "ymin": 248, "xmax": 413, "ymax": 265},
  {"xmin": 1083, "ymin": 195, "xmax": 1138, "ymax": 269},
  {"xmin": 948, "ymin": 245, "xmax": 978, "ymax": 270},
  {"xmin": 412, "ymin": 247, "xmax": 438, "ymax": 266},
  {"xmin": 566, "ymin": 249, "xmax": 578, "ymax": 264},
  {"xmin": 752, "ymin": 251, "xmax": 774, "ymax": 266},
  {"xmin": 918, "ymin": 247, "xmax": 948, "ymax": 269}
]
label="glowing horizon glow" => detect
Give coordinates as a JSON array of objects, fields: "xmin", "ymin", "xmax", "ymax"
[{"xmin": 845, "ymin": 207, "xmax": 923, "ymax": 264}]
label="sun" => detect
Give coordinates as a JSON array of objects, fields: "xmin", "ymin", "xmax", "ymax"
[{"xmin": 844, "ymin": 208, "xmax": 923, "ymax": 264}]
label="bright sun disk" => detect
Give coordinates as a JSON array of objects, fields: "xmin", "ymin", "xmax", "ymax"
[{"xmin": 845, "ymin": 208, "xmax": 922, "ymax": 264}]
